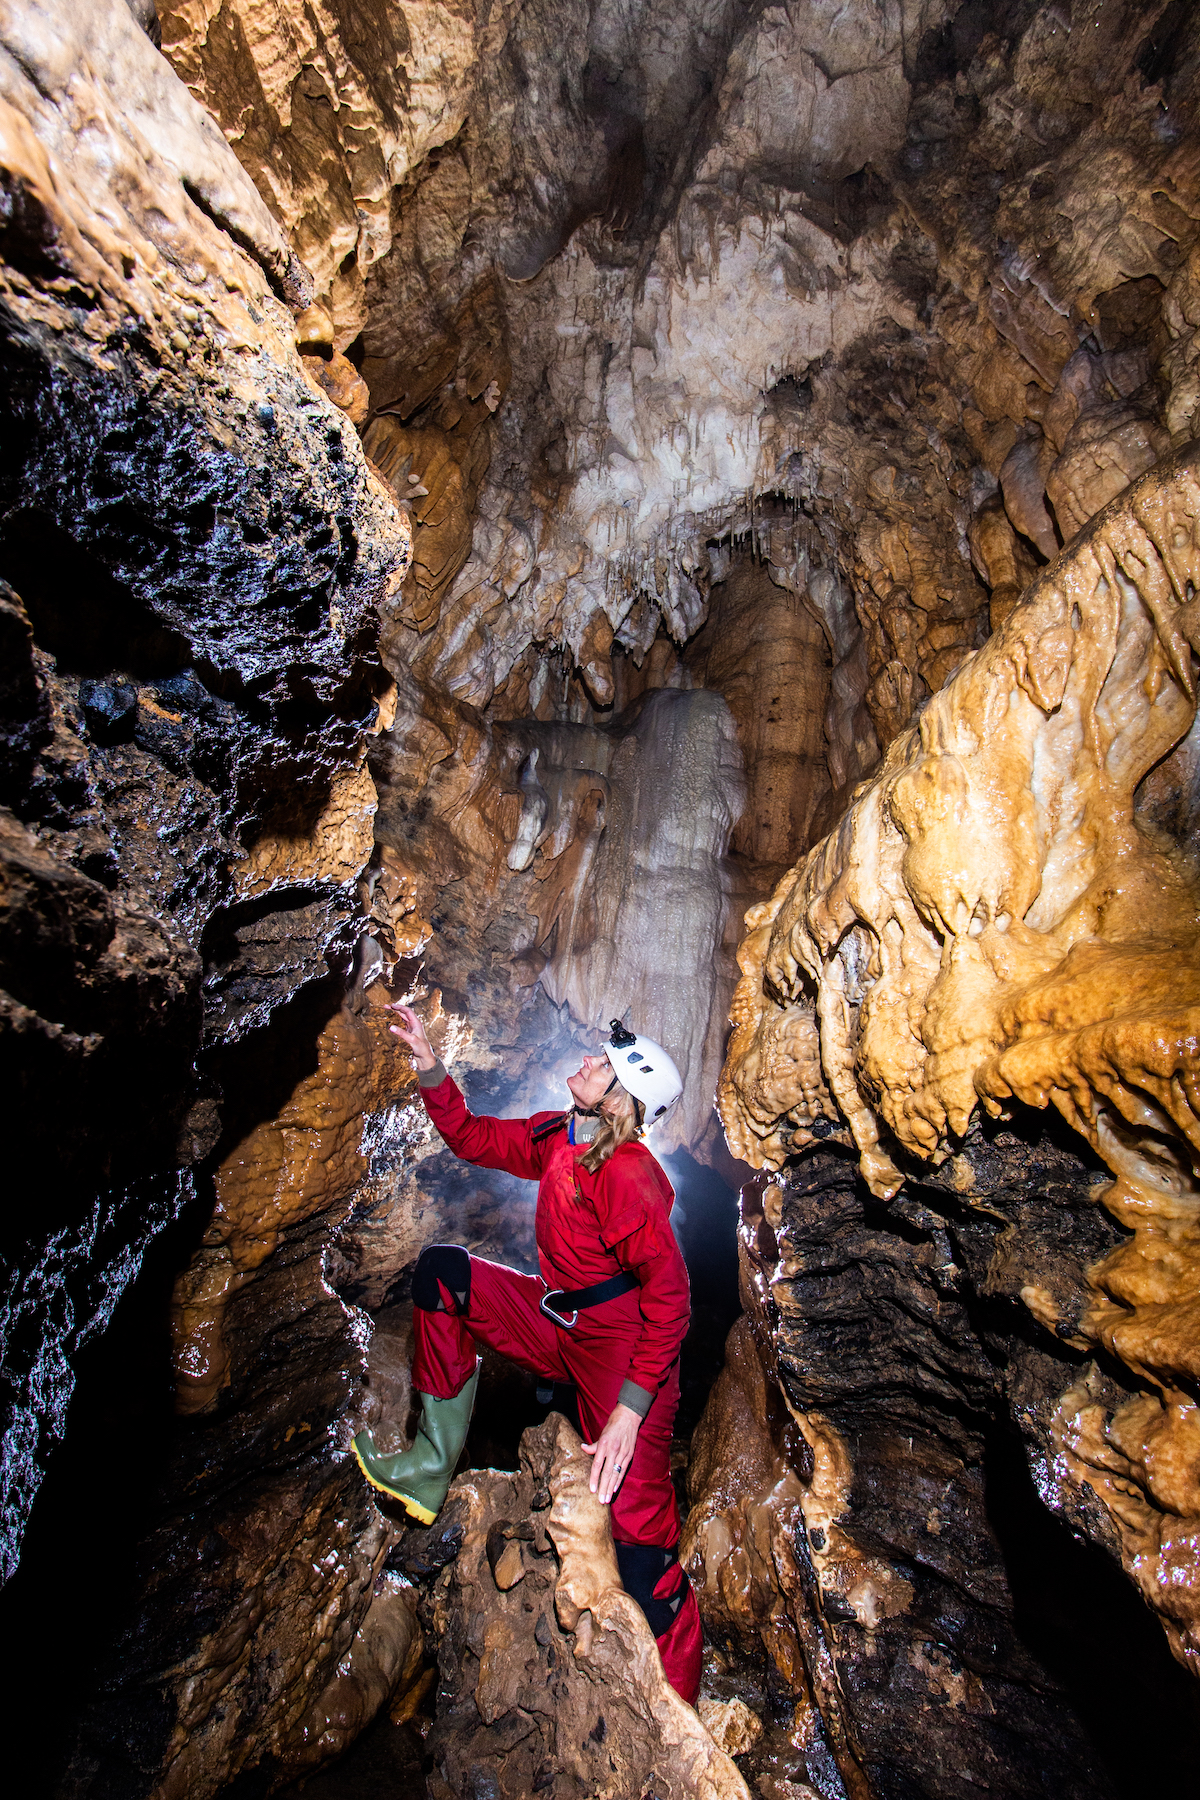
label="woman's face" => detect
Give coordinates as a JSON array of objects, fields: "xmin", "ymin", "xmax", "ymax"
[{"xmin": 566, "ymin": 1050, "xmax": 614, "ymax": 1110}]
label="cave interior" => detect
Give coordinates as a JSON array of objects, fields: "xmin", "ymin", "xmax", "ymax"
[{"xmin": 3, "ymin": 1, "xmax": 1200, "ymax": 1797}]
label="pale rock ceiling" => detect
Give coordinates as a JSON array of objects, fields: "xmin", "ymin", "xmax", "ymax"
[
  {"xmin": 161, "ymin": 0, "xmax": 1196, "ymax": 722},
  {"xmin": 154, "ymin": 2, "xmax": 1200, "ymax": 1156}
]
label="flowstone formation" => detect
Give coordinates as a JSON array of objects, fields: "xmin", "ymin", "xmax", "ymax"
[
  {"xmin": 160, "ymin": 0, "xmax": 1200, "ymax": 729},
  {"xmin": 716, "ymin": 451, "xmax": 1200, "ymax": 1689},
  {"xmin": 149, "ymin": 0, "xmax": 1200, "ymax": 1150},
  {"xmin": 411, "ymin": 1412, "xmax": 747, "ymax": 1800},
  {"xmin": 5, "ymin": 2, "xmax": 1200, "ymax": 1799},
  {"xmin": 683, "ymin": 1141, "xmax": 1192, "ymax": 1799}
]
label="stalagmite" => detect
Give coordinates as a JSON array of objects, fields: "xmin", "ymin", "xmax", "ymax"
[{"xmin": 420, "ymin": 1414, "xmax": 748, "ymax": 1800}]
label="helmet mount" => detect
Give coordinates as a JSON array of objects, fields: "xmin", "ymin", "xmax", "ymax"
[{"xmin": 598, "ymin": 1018, "xmax": 684, "ymax": 1126}]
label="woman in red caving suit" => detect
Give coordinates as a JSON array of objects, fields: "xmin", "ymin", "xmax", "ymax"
[{"xmin": 351, "ymin": 1005, "xmax": 703, "ymax": 1705}]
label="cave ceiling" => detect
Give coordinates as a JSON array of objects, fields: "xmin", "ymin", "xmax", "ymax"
[
  {"xmin": 152, "ymin": 0, "xmax": 1200, "ymax": 1141},
  {"xmin": 3, "ymin": 1, "xmax": 1200, "ymax": 1797}
]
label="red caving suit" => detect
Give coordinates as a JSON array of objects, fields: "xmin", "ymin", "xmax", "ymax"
[{"xmin": 415, "ymin": 1068, "xmax": 702, "ymax": 1703}]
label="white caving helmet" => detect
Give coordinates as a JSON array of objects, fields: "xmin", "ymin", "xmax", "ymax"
[{"xmin": 604, "ymin": 1019, "xmax": 683, "ymax": 1127}]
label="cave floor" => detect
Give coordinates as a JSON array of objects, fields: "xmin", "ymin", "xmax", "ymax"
[{"xmin": 274, "ymin": 1716, "xmax": 429, "ymax": 1800}]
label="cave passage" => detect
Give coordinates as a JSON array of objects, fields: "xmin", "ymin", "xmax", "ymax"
[
  {"xmin": 984, "ymin": 1420, "xmax": 1200, "ymax": 1796},
  {"xmin": 4, "ymin": 2, "xmax": 1200, "ymax": 1798}
]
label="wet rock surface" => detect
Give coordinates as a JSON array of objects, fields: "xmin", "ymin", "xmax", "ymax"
[
  {"xmin": 3, "ymin": 1, "xmax": 1200, "ymax": 1797},
  {"xmin": 685, "ymin": 1123, "xmax": 1200, "ymax": 1799},
  {"xmin": 717, "ymin": 446, "xmax": 1200, "ymax": 1693},
  {"xmin": 413, "ymin": 1412, "xmax": 748, "ymax": 1800},
  {"xmin": 0, "ymin": 0, "xmax": 411, "ymax": 1780}
]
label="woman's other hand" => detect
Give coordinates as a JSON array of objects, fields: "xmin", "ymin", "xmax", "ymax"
[
  {"xmin": 582, "ymin": 1402, "xmax": 641, "ymax": 1505},
  {"xmin": 387, "ymin": 1003, "xmax": 437, "ymax": 1070}
]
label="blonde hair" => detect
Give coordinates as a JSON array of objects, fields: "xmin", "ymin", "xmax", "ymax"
[{"xmin": 578, "ymin": 1083, "xmax": 643, "ymax": 1174}]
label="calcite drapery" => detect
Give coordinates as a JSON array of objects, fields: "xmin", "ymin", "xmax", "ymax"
[
  {"xmin": 719, "ymin": 445, "xmax": 1200, "ymax": 1676},
  {"xmin": 682, "ymin": 1138, "xmax": 1192, "ymax": 1799},
  {"xmin": 157, "ymin": 0, "xmax": 1199, "ymax": 763},
  {"xmin": 720, "ymin": 447, "xmax": 1200, "ymax": 1182},
  {"xmin": 370, "ymin": 680, "xmax": 748, "ymax": 1152},
  {"xmin": 9, "ymin": 2, "xmax": 1200, "ymax": 1796}
]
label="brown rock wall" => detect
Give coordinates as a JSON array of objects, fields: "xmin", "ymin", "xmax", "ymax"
[
  {"xmin": 715, "ymin": 442, "xmax": 1200, "ymax": 1784},
  {"xmin": 10, "ymin": 4, "xmax": 1200, "ymax": 1798},
  {"xmin": 157, "ymin": 0, "xmax": 495, "ymax": 344},
  {"xmin": 0, "ymin": 0, "xmax": 407, "ymax": 1595},
  {"xmin": 684, "ymin": 562, "xmax": 832, "ymax": 872},
  {"xmin": 685, "ymin": 1135, "xmax": 1200, "ymax": 1797}
]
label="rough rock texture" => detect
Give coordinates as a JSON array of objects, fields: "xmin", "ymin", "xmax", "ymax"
[
  {"xmin": 66, "ymin": 1166, "xmax": 426, "ymax": 1800},
  {"xmin": 154, "ymin": 0, "xmax": 1200, "ymax": 1154},
  {"xmin": 7, "ymin": 2, "xmax": 1200, "ymax": 1798},
  {"xmin": 412, "ymin": 1411, "xmax": 749, "ymax": 1800},
  {"xmin": 163, "ymin": 0, "xmax": 1193, "ymax": 724},
  {"xmin": 0, "ymin": 0, "xmax": 407, "ymax": 1731},
  {"xmin": 718, "ymin": 448, "xmax": 1200, "ymax": 1689},
  {"xmin": 684, "ymin": 1135, "xmax": 1200, "ymax": 1798},
  {"xmin": 158, "ymin": 0, "xmax": 501, "ymax": 349}
]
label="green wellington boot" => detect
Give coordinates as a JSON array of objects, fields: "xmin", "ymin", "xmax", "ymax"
[{"xmin": 352, "ymin": 1363, "xmax": 480, "ymax": 1524}]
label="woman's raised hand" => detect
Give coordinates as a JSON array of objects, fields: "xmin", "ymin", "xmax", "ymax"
[{"xmin": 386, "ymin": 1002, "xmax": 437, "ymax": 1070}]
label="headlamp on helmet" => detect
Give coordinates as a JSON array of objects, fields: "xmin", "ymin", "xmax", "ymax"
[{"xmin": 604, "ymin": 1018, "xmax": 683, "ymax": 1123}]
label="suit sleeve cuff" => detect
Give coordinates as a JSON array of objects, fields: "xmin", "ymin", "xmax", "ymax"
[
  {"xmin": 618, "ymin": 1379, "xmax": 654, "ymax": 1419},
  {"xmin": 418, "ymin": 1059, "xmax": 449, "ymax": 1088}
]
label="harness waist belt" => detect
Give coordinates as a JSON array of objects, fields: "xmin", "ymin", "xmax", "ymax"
[{"xmin": 540, "ymin": 1271, "xmax": 638, "ymax": 1329}]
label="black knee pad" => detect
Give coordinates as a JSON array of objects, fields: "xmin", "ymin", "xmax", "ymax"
[
  {"xmin": 412, "ymin": 1243, "xmax": 471, "ymax": 1315},
  {"xmin": 615, "ymin": 1541, "xmax": 691, "ymax": 1641}
]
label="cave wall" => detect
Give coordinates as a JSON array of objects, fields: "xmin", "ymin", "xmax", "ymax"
[
  {"xmin": 685, "ymin": 1128, "xmax": 1200, "ymax": 1798},
  {"xmin": 4, "ymin": 2, "xmax": 1200, "ymax": 1799},
  {"xmin": 716, "ymin": 450, "xmax": 1200, "ymax": 1686},
  {"xmin": 153, "ymin": 0, "xmax": 1200, "ymax": 1109},
  {"xmin": 0, "ymin": 0, "xmax": 406, "ymax": 1585}
]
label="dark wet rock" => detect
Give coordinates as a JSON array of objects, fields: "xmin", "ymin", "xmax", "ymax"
[
  {"xmin": 0, "ymin": 0, "xmax": 406, "ymax": 1597},
  {"xmin": 685, "ymin": 1117, "xmax": 1200, "ymax": 1799}
]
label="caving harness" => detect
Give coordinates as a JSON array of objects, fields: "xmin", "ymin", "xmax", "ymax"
[
  {"xmin": 538, "ymin": 1270, "xmax": 640, "ymax": 1329},
  {"xmin": 527, "ymin": 1013, "xmax": 683, "ymax": 1330},
  {"xmin": 529, "ymin": 1108, "xmax": 640, "ymax": 1328}
]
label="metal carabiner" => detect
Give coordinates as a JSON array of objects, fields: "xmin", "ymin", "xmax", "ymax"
[{"xmin": 539, "ymin": 1289, "xmax": 578, "ymax": 1330}]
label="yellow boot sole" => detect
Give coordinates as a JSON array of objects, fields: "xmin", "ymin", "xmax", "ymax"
[{"xmin": 352, "ymin": 1438, "xmax": 437, "ymax": 1524}]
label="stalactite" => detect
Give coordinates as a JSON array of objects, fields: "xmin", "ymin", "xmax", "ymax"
[
  {"xmin": 719, "ymin": 445, "xmax": 1200, "ymax": 1677},
  {"xmin": 5, "ymin": 3, "xmax": 1200, "ymax": 1798}
]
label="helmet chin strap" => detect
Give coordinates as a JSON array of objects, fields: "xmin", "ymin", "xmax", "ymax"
[
  {"xmin": 573, "ymin": 1069, "xmax": 621, "ymax": 1118},
  {"xmin": 574, "ymin": 1078, "xmax": 646, "ymax": 1139}
]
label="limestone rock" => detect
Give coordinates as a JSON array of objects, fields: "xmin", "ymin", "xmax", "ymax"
[
  {"xmin": 697, "ymin": 1696, "xmax": 763, "ymax": 1759},
  {"xmin": 683, "ymin": 561, "xmax": 831, "ymax": 871},
  {"xmin": 683, "ymin": 1137, "xmax": 1199, "ymax": 1797},
  {"xmin": 159, "ymin": 0, "xmax": 493, "ymax": 343},
  {"xmin": 9, "ymin": 3, "xmax": 1200, "ymax": 1798},
  {"xmin": 368, "ymin": 680, "xmax": 748, "ymax": 1152},
  {"xmin": 719, "ymin": 445, "xmax": 1200, "ymax": 1689},
  {"xmin": 420, "ymin": 1412, "xmax": 749, "ymax": 1800},
  {"xmin": 0, "ymin": 0, "xmax": 404, "ymax": 1613}
]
